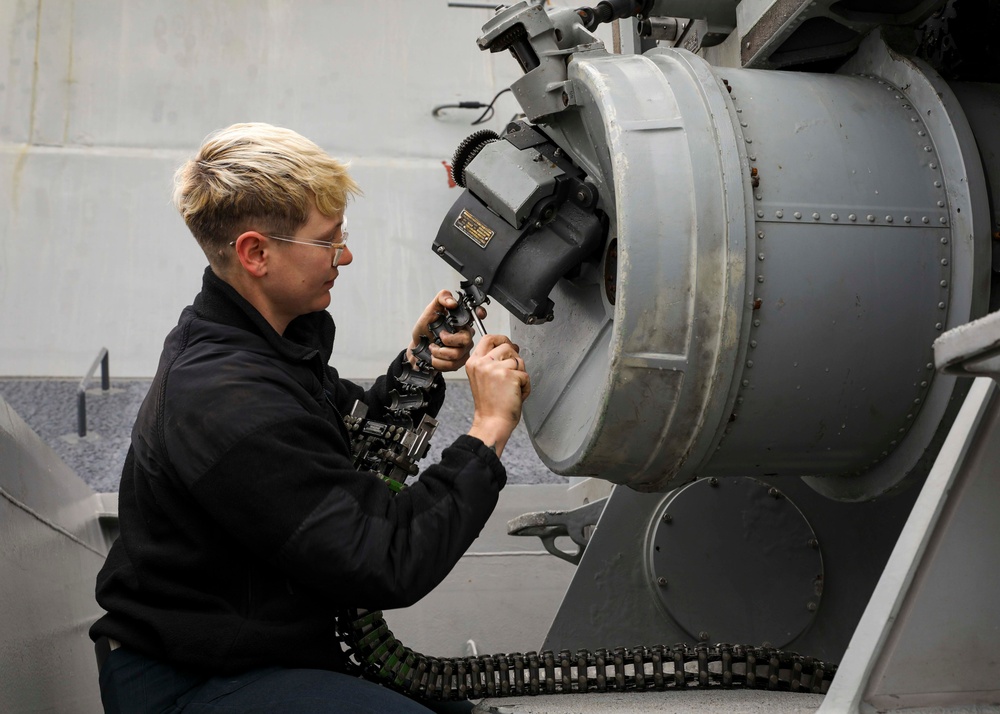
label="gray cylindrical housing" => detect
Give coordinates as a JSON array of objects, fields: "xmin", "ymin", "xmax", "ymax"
[{"xmin": 512, "ymin": 41, "xmax": 991, "ymax": 500}]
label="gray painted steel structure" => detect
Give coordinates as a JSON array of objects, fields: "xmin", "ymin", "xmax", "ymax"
[
  {"xmin": 498, "ymin": 27, "xmax": 991, "ymax": 500},
  {"xmin": 3, "ymin": 1, "xmax": 1000, "ymax": 713}
]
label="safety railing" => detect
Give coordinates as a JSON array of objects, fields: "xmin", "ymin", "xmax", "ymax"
[{"xmin": 77, "ymin": 348, "xmax": 110, "ymax": 438}]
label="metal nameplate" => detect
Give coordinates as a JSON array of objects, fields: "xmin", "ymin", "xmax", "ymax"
[{"xmin": 454, "ymin": 209, "xmax": 494, "ymax": 248}]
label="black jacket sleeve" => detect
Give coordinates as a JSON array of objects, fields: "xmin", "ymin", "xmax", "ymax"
[{"xmin": 178, "ymin": 404, "xmax": 503, "ymax": 610}]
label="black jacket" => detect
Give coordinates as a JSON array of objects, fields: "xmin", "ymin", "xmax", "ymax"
[{"xmin": 90, "ymin": 268, "xmax": 506, "ymax": 674}]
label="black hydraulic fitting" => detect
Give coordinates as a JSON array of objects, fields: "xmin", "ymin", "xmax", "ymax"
[{"xmin": 577, "ymin": 0, "xmax": 654, "ymax": 31}]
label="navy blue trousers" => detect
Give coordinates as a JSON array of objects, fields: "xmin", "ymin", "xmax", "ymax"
[{"xmin": 99, "ymin": 646, "xmax": 473, "ymax": 713}]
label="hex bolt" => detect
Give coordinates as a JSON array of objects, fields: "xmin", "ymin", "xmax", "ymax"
[
  {"xmin": 657, "ymin": 577, "xmax": 668, "ymax": 587},
  {"xmin": 561, "ymin": 91, "xmax": 569, "ymax": 107},
  {"xmin": 576, "ymin": 190, "xmax": 587, "ymax": 202},
  {"xmin": 474, "ymin": 276, "xmax": 484, "ymax": 286}
]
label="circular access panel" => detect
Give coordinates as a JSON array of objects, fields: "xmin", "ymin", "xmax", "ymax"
[{"xmin": 648, "ymin": 478, "xmax": 823, "ymax": 647}]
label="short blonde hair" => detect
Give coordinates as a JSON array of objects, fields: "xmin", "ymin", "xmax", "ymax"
[{"xmin": 173, "ymin": 123, "xmax": 361, "ymax": 267}]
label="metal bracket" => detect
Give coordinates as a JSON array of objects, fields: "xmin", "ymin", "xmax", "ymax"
[
  {"xmin": 934, "ymin": 309, "xmax": 1000, "ymax": 382},
  {"xmin": 506, "ymin": 497, "xmax": 608, "ymax": 564}
]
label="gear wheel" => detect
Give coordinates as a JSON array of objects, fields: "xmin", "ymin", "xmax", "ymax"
[
  {"xmin": 486, "ymin": 23, "xmax": 527, "ymax": 54},
  {"xmin": 451, "ymin": 129, "xmax": 500, "ymax": 188}
]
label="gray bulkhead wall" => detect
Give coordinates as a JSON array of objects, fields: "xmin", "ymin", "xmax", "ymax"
[{"xmin": 0, "ymin": 1, "xmax": 611, "ymax": 378}]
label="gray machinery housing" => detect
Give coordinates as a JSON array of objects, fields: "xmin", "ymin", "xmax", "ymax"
[{"xmin": 433, "ymin": 0, "xmax": 1000, "ymax": 709}]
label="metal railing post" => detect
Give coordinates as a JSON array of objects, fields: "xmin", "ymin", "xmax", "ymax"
[{"xmin": 77, "ymin": 347, "xmax": 110, "ymax": 439}]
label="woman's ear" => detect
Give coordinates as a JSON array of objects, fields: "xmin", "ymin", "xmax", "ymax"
[{"xmin": 232, "ymin": 232, "xmax": 269, "ymax": 278}]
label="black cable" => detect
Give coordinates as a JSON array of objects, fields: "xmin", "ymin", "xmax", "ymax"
[
  {"xmin": 432, "ymin": 88, "xmax": 512, "ymax": 126},
  {"xmin": 471, "ymin": 88, "xmax": 511, "ymax": 125}
]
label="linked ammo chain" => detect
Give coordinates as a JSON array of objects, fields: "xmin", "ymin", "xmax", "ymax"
[
  {"xmin": 337, "ymin": 608, "xmax": 837, "ymax": 702},
  {"xmin": 339, "ymin": 282, "xmax": 836, "ymax": 702},
  {"xmin": 344, "ymin": 282, "xmax": 489, "ymax": 491}
]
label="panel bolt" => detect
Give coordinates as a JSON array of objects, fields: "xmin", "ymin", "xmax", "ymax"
[
  {"xmin": 699, "ymin": 631, "xmax": 710, "ymax": 641},
  {"xmin": 812, "ymin": 213, "xmax": 820, "ymax": 220},
  {"xmin": 807, "ymin": 602, "xmax": 818, "ymax": 612},
  {"xmin": 831, "ymin": 214, "xmax": 839, "ymax": 221},
  {"xmin": 808, "ymin": 538, "xmax": 819, "ymax": 549},
  {"xmin": 768, "ymin": 488, "xmax": 781, "ymax": 498},
  {"xmin": 657, "ymin": 577, "xmax": 668, "ymax": 587},
  {"xmin": 474, "ymin": 276, "xmax": 484, "ymax": 285},
  {"xmin": 436, "ymin": 245, "xmax": 446, "ymax": 254},
  {"xmin": 662, "ymin": 513, "xmax": 672, "ymax": 523},
  {"xmin": 849, "ymin": 214, "xmax": 857, "ymax": 222},
  {"xmin": 710, "ymin": 478, "xmax": 719, "ymax": 487}
]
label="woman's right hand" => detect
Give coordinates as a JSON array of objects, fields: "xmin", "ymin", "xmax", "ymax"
[{"xmin": 465, "ymin": 334, "xmax": 531, "ymax": 458}]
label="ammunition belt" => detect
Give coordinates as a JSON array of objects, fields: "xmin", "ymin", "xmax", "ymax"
[{"xmin": 338, "ymin": 608, "xmax": 837, "ymax": 701}]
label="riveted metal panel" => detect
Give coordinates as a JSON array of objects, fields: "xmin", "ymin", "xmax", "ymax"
[{"xmin": 511, "ymin": 39, "xmax": 989, "ymax": 499}]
